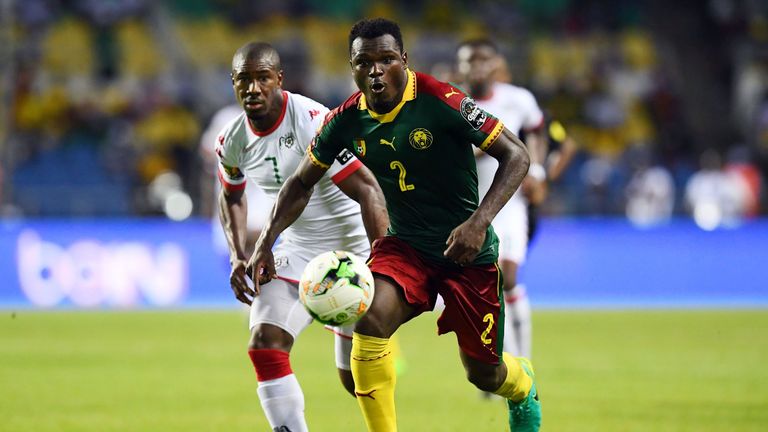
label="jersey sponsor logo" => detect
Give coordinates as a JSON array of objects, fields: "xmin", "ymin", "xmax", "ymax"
[
  {"xmin": 460, "ymin": 97, "xmax": 488, "ymax": 130},
  {"xmin": 444, "ymin": 88, "xmax": 460, "ymax": 98},
  {"xmin": 335, "ymin": 148, "xmax": 354, "ymax": 164},
  {"xmin": 308, "ymin": 109, "xmax": 321, "ymax": 120},
  {"xmin": 354, "ymin": 138, "xmax": 366, "ymax": 157},
  {"xmin": 408, "ymin": 128, "xmax": 433, "ymax": 150},
  {"xmin": 279, "ymin": 132, "xmax": 295, "ymax": 148},
  {"xmin": 379, "ymin": 136, "xmax": 396, "ymax": 151}
]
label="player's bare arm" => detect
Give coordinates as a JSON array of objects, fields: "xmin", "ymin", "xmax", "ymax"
[
  {"xmin": 335, "ymin": 165, "xmax": 389, "ymax": 244},
  {"xmin": 546, "ymin": 122, "xmax": 578, "ymax": 182},
  {"xmin": 219, "ymin": 187, "xmax": 256, "ymax": 305},
  {"xmin": 248, "ymin": 154, "xmax": 327, "ymax": 289},
  {"xmin": 521, "ymin": 126, "xmax": 549, "ymax": 205},
  {"xmin": 444, "ymin": 127, "xmax": 530, "ymax": 265}
]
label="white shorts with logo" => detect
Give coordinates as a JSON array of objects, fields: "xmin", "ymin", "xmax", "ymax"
[
  {"xmin": 492, "ymin": 194, "xmax": 528, "ymax": 265},
  {"xmin": 249, "ymin": 237, "xmax": 368, "ymax": 370}
]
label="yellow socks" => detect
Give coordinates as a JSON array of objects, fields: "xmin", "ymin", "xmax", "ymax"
[
  {"xmin": 351, "ymin": 332, "xmax": 397, "ymax": 431},
  {"xmin": 493, "ymin": 353, "xmax": 533, "ymax": 403}
]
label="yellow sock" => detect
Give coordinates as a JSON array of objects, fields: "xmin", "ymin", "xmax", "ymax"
[
  {"xmin": 351, "ymin": 332, "xmax": 397, "ymax": 431},
  {"xmin": 493, "ymin": 353, "xmax": 533, "ymax": 403}
]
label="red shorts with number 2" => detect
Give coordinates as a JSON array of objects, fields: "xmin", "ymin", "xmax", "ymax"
[{"xmin": 367, "ymin": 236, "xmax": 504, "ymax": 364}]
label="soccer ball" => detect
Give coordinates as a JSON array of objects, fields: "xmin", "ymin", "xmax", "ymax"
[{"xmin": 299, "ymin": 250, "xmax": 375, "ymax": 326}]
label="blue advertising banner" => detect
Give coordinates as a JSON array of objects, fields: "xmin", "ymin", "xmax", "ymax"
[
  {"xmin": 1, "ymin": 218, "xmax": 766, "ymax": 308},
  {"xmin": 0, "ymin": 218, "xmax": 232, "ymax": 308}
]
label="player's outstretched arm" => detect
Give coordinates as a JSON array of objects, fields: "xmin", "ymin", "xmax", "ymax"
[
  {"xmin": 547, "ymin": 128, "xmax": 578, "ymax": 182},
  {"xmin": 336, "ymin": 165, "xmax": 389, "ymax": 244},
  {"xmin": 444, "ymin": 127, "xmax": 530, "ymax": 265},
  {"xmin": 248, "ymin": 154, "xmax": 327, "ymax": 289},
  {"xmin": 219, "ymin": 187, "xmax": 256, "ymax": 305}
]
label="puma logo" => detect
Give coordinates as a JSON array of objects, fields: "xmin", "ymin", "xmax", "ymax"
[
  {"xmin": 379, "ymin": 137, "xmax": 396, "ymax": 151},
  {"xmin": 444, "ymin": 88, "xmax": 460, "ymax": 98},
  {"xmin": 355, "ymin": 389, "xmax": 377, "ymax": 400}
]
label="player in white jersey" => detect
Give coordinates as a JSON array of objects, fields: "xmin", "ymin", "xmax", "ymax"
[
  {"xmin": 456, "ymin": 39, "xmax": 548, "ymax": 360},
  {"xmin": 199, "ymin": 103, "xmax": 272, "ymax": 257},
  {"xmin": 218, "ymin": 42, "xmax": 388, "ymax": 432}
]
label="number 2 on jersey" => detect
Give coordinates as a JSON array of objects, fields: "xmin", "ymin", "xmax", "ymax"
[{"xmin": 389, "ymin": 161, "xmax": 415, "ymax": 192}]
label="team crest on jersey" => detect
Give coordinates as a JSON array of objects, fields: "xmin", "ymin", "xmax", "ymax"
[
  {"xmin": 354, "ymin": 138, "xmax": 366, "ymax": 157},
  {"xmin": 408, "ymin": 128, "xmax": 433, "ymax": 150},
  {"xmin": 279, "ymin": 132, "xmax": 295, "ymax": 148},
  {"xmin": 460, "ymin": 97, "xmax": 488, "ymax": 130}
]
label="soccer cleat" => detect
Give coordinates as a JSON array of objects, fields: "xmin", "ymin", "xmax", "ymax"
[{"xmin": 507, "ymin": 357, "xmax": 541, "ymax": 432}]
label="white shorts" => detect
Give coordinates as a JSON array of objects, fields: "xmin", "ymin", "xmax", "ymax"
[
  {"xmin": 492, "ymin": 196, "xmax": 528, "ymax": 265},
  {"xmin": 249, "ymin": 240, "xmax": 367, "ymax": 370}
]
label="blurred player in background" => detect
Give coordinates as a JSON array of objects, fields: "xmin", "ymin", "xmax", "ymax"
[
  {"xmin": 525, "ymin": 117, "xmax": 579, "ymax": 242},
  {"xmin": 456, "ymin": 38, "xmax": 548, "ymax": 360},
  {"xmin": 217, "ymin": 41, "xmax": 388, "ymax": 432},
  {"xmin": 250, "ymin": 18, "xmax": 541, "ymax": 431}
]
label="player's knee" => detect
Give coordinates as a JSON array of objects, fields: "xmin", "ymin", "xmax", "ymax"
[
  {"xmin": 354, "ymin": 311, "xmax": 394, "ymax": 338},
  {"xmin": 353, "ymin": 282, "xmax": 410, "ymax": 337},
  {"xmin": 464, "ymin": 362, "xmax": 505, "ymax": 392},
  {"xmin": 466, "ymin": 369, "xmax": 500, "ymax": 392},
  {"xmin": 248, "ymin": 325, "xmax": 293, "ymax": 351}
]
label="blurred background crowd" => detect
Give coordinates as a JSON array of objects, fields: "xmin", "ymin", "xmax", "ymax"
[{"xmin": 1, "ymin": 0, "xmax": 766, "ymax": 230}]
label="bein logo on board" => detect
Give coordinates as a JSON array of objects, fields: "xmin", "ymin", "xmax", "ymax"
[{"xmin": 16, "ymin": 230, "xmax": 188, "ymax": 308}]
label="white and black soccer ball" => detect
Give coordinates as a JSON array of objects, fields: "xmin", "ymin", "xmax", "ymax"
[{"xmin": 299, "ymin": 250, "xmax": 374, "ymax": 326}]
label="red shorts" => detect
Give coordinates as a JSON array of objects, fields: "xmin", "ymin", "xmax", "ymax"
[{"xmin": 368, "ymin": 236, "xmax": 504, "ymax": 364}]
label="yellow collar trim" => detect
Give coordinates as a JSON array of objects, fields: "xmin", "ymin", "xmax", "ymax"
[{"xmin": 359, "ymin": 69, "xmax": 416, "ymax": 123}]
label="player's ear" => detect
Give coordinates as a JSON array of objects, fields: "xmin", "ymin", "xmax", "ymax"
[
  {"xmin": 276, "ymin": 70, "xmax": 284, "ymax": 87},
  {"xmin": 402, "ymin": 51, "xmax": 408, "ymax": 68}
]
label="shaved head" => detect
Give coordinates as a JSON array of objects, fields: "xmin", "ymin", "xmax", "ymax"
[
  {"xmin": 232, "ymin": 42, "xmax": 281, "ymax": 72},
  {"xmin": 230, "ymin": 41, "xmax": 285, "ymax": 126}
]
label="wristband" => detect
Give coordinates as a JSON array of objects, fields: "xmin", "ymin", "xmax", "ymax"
[{"xmin": 527, "ymin": 163, "xmax": 546, "ymax": 182}]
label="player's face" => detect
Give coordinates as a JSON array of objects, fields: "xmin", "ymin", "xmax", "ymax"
[
  {"xmin": 231, "ymin": 56, "xmax": 283, "ymax": 120},
  {"xmin": 350, "ymin": 34, "xmax": 408, "ymax": 113},
  {"xmin": 456, "ymin": 45, "xmax": 498, "ymax": 90}
]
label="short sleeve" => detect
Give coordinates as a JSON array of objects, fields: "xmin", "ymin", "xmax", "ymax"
[
  {"xmin": 215, "ymin": 132, "xmax": 246, "ymax": 192},
  {"xmin": 307, "ymin": 108, "xmax": 344, "ymax": 169},
  {"xmin": 453, "ymin": 95, "xmax": 505, "ymax": 152},
  {"xmin": 327, "ymin": 148, "xmax": 363, "ymax": 184},
  {"xmin": 519, "ymin": 89, "xmax": 544, "ymax": 132}
]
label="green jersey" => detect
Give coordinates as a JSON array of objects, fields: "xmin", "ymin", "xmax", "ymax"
[{"xmin": 309, "ymin": 70, "xmax": 505, "ymax": 265}]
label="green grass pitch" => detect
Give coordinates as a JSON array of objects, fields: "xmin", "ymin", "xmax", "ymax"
[{"xmin": 2, "ymin": 309, "xmax": 767, "ymax": 431}]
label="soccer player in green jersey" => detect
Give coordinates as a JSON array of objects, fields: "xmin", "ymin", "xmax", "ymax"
[{"xmin": 249, "ymin": 18, "xmax": 541, "ymax": 431}]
